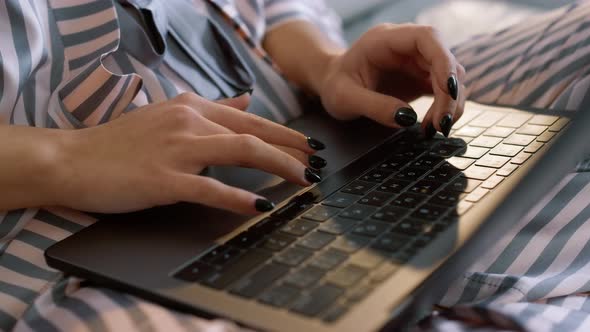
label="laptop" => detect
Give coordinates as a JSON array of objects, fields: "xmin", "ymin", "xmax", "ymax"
[{"xmin": 45, "ymin": 96, "xmax": 590, "ymax": 331}]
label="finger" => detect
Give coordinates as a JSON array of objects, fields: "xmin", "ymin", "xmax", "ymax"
[
  {"xmin": 173, "ymin": 174, "xmax": 276, "ymax": 215},
  {"xmin": 192, "ymin": 134, "xmax": 320, "ymax": 186},
  {"xmin": 338, "ymin": 79, "xmax": 418, "ymax": 129},
  {"xmin": 274, "ymin": 145, "xmax": 328, "ymax": 170},
  {"xmin": 215, "ymin": 90, "xmax": 252, "ymax": 111},
  {"xmin": 177, "ymin": 92, "xmax": 324, "ymax": 154},
  {"xmin": 368, "ymin": 24, "xmax": 460, "ymax": 100}
]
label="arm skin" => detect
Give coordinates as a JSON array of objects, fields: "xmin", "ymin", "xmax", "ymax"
[
  {"xmin": 263, "ymin": 21, "xmax": 345, "ymax": 95},
  {"xmin": 0, "ymin": 125, "xmax": 66, "ymax": 210}
]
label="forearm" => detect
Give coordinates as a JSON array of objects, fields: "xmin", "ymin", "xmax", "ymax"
[
  {"xmin": 263, "ymin": 21, "xmax": 345, "ymax": 95},
  {"xmin": 0, "ymin": 125, "xmax": 67, "ymax": 210}
]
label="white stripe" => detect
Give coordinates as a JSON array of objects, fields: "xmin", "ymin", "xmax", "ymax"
[
  {"xmin": 46, "ymin": 207, "xmax": 97, "ymax": 227},
  {"xmin": 127, "ymin": 55, "xmax": 167, "ymax": 103},
  {"xmin": 26, "ymin": 219, "xmax": 72, "ymax": 242},
  {"xmin": 0, "ymin": 209, "xmax": 39, "ymax": 247},
  {"xmin": 49, "ymin": 0, "xmax": 97, "ymax": 9},
  {"xmin": 0, "ymin": 1, "xmax": 22, "ymax": 117},
  {"xmin": 71, "ymin": 288, "xmax": 138, "ymax": 332},
  {"xmin": 6, "ymin": 241, "xmax": 53, "ymax": 272},
  {"xmin": 83, "ymin": 75, "xmax": 126, "ymax": 125},
  {"xmin": 0, "ymin": 266, "xmax": 47, "ymax": 293},
  {"xmin": 61, "ymin": 63, "xmax": 111, "ymax": 111}
]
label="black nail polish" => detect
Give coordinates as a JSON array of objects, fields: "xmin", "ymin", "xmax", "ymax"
[
  {"xmin": 307, "ymin": 137, "xmax": 325, "ymax": 151},
  {"xmin": 447, "ymin": 76, "xmax": 458, "ymax": 100},
  {"xmin": 394, "ymin": 107, "xmax": 418, "ymax": 127},
  {"xmin": 255, "ymin": 198, "xmax": 275, "ymax": 212},
  {"xmin": 425, "ymin": 123, "xmax": 437, "ymax": 139},
  {"xmin": 232, "ymin": 88, "xmax": 253, "ymax": 98},
  {"xmin": 309, "ymin": 155, "xmax": 327, "ymax": 169},
  {"xmin": 440, "ymin": 114, "xmax": 454, "ymax": 138},
  {"xmin": 305, "ymin": 168, "xmax": 322, "ymax": 183}
]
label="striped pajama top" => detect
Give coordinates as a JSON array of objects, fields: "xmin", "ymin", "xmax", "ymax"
[{"xmin": 1, "ymin": 0, "xmax": 590, "ymax": 331}]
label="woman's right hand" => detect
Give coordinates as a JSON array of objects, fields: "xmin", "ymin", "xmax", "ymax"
[{"xmin": 52, "ymin": 92, "xmax": 324, "ymax": 215}]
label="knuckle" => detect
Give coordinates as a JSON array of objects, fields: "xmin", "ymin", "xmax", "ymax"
[
  {"xmin": 168, "ymin": 105, "xmax": 197, "ymax": 127},
  {"xmin": 236, "ymin": 134, "xmax": 263, "ymax": 150},
  {"xmin": 175, "ymin": 92, "xmax": 198, "ymax": 105}
]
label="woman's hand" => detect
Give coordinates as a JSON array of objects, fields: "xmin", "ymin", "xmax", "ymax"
[
  {"xmin": 51, "ymin": 92, "xmax": 325, "ymax": 215},
  {"xmin": 318, "ymin": 24, "xmax": 467, "ymax": 136}
]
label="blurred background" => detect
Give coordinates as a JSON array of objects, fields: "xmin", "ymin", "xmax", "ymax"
[{"xmin": 326, "ymin": 0, "xmax": 577, "ymax": 46}]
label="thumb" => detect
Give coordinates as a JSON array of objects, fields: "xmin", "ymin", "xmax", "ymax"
[
  {"xmin": 341, "ymin": 83, "xmax": 418, "ymax": 129},
  {"xmin": 215, "ymin": 89, "xmax": 252, "ymax": 111}
]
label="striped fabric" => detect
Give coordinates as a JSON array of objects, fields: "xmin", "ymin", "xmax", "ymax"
[{"xmin": 0, "ymin": 1, "xmax": 588, "ymax": 332}]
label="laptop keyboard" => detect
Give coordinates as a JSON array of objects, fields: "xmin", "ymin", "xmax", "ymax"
[{"xmin": 174, "ymin": 110, "xmax": 569, "ymax": 323}]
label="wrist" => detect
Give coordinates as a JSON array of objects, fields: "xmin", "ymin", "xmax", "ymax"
[{"xmin": 304, "ymin": 49, "xmax": 344, "ymax": 96}]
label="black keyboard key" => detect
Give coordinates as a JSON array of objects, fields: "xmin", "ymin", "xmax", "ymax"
[
  {"xmin": 391, "ymin": 219, "xmax": 437, "ymax": 237},
  {"xmin": 301, "ymin": 205, "xmax": 340, "ymax": 222},
  {"xmin": 284, "ymin": 266, "xmax": 325, "ymax": 288},
  {"xmin": 372, "ymin": 206, "xmax": 410, "ymax": 223},
  {"xmin": 327, "ymin": 265, "xmax": 368, "ymax": 288},
  {"xmin": 345, "ymin": 283, "xmax": 374, "ymax": 303},
  {"xmin": 331, "ymin": 234, "xmax": 371, "ymax": 253},
  {"xmin": 446, "ymin": 137, "xmax": 469, "ymax": 146},
  {"xmin": 372, "ymin": 233, "xmax": 412, "ymax": 253},
  {"xmin": 475, "ymin": 155, "xmax": 511, "ymax": 169},
  {"xmin": 377, "ymin": 158, "xmax": 411, "ymax": 171},
  {"xmin": 352, "ymin": 220, "xmax": 390, "ymax": 238},
  {"xmin": 280, "ymin": 219, "xmax": 319, "ymax": 237},
  {"xmin": 411, "ymin": 205, "xmax": 448, "ymax": 220},
  {"xmin": 391, "ymin": 193, "xmax": 426, "ymax": 209},
  {"xmin": 309, "ymin": 248, "xmax": 348, "ymax": 271},
  {"xmin": 358, "ymin": 191, "xmax": 391, "ymax": 207},
  {"xmin": 424, "ymin": 167, "xmax": 460, "ymax": 182},
  {"xmin": 290, "ymin": 284, "xmax": 344, "ymax": 317},
  {"xmin": 275, "ymin": 247, "xmax": 313, "ymax": 267},
  {"xmin": 258, "ymin": 284, "xmax": 299, "ymax": 308},
  {"xmin": 322, "ymin": 192, "xmax": 358, "ymax": 208},
  {"xmin": 341, "ymin": 180, "xmax": 376, "ymax": 195},
  {"xmin": 230, "ymin": 263, "xmax": 290, "ymax": 298},
  {"xmin": 298, "ymin": 231, "xmax": 335, "ymax": 250},
  {"xmin": 200, "ymin": 245, "xmax": 229, "ymax": 264},
  {"xmin": 490, "ymin": 144, "xmax": 523, "ymax": 157},
  {"xmin": 249, "ymin": 218, "xmax": 287, "ymax": 235},
  {"xmin": 428, "ymin": 191, "xmax": 461, "ymax": 207},
  {"xmin": 272, "ymin": 201, "xmax": 313, "ymax": 220},
  {"xmin": 202, "ymin": 249, "xmax": 271, "ymax": 289},
  {"xmin": 430, "ymin": 144, "xmax": 462, "ymax": 157},
  {"xmin": 447, "ymin": 178, "xmax": 482, "ymax": 193},
  {"xmin": 411, "ymin": 155, "xmax": 444, "ymax": 168},
  {"xmin": 227, "ymin": 231, "xmax": 264, "ymax": 249},
  {"xmin": 175, "ymin": 261, "xmax": 215, "ymax": 282},
  {"xmin": 377, "ymin": 179, "xmax": 412, "ymax": 194},
  {"xmin": 339, "ymin": 204, "xmax": 378, "ymax": 220},
  {"xmin": 318, "ymin": 217, "xmax": 358, "ymax": 235},
  {"xmin": 408, "ymin": 180, "xmax": 443, "ymax": 195},
  {"xmin": 462, "ymin": 165, "xmax": 495, "ymax": 181},
  {"xmin": 322, "ymin": 303, "xmax": 350, "ymax": 323},
  {"xmin": 260, "ymin": 233, "xmax": 296, "ymax": 252},
  {"xmin": 211, "ymin": 247, "xmax": 242, "ymax": 266},
  {"xmin": 360, "ymin": 170, "xmax": 393, "ymax": 183},
  {"xmin": 394, "ymin": 167, "xmax": 428, "ymax": 181}
]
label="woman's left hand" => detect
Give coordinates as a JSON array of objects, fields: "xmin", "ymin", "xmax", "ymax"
[{"xmin": 318, "ymin": 23, "xmax": 467, "ymax": 137}]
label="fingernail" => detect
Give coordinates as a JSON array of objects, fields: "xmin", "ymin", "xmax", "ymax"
[
  {"xmin": 255, "ymin": 198, "xmax": 275, "ymax": 212},
  {"xmin": 440, "ymin": 114, "xmax": 453, "ymax": 137},
  {"xmin": 447, "ymin": 76, "xmax": 458, "ymax": 100},
  {"xmin": 425, "ymin": 123, "xmax": 437, "ymax": 139},
  {"xmin": 307, "ymin": 137, "xmax": 326, "ymax": 151},
  {"xmin": 394, "ymin": 107, "xmax": 418, "ymax": 127},
  {"xmin": 309, "ymin": 155, "xmax": 327, "ymax": 169},
  {"xmin": 232, "ymin": 88, "xmax": 253, "ymax": 98},
  {"xmin": 305, "ymin": 168, "xmax": 322, "ymax": 183}
]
